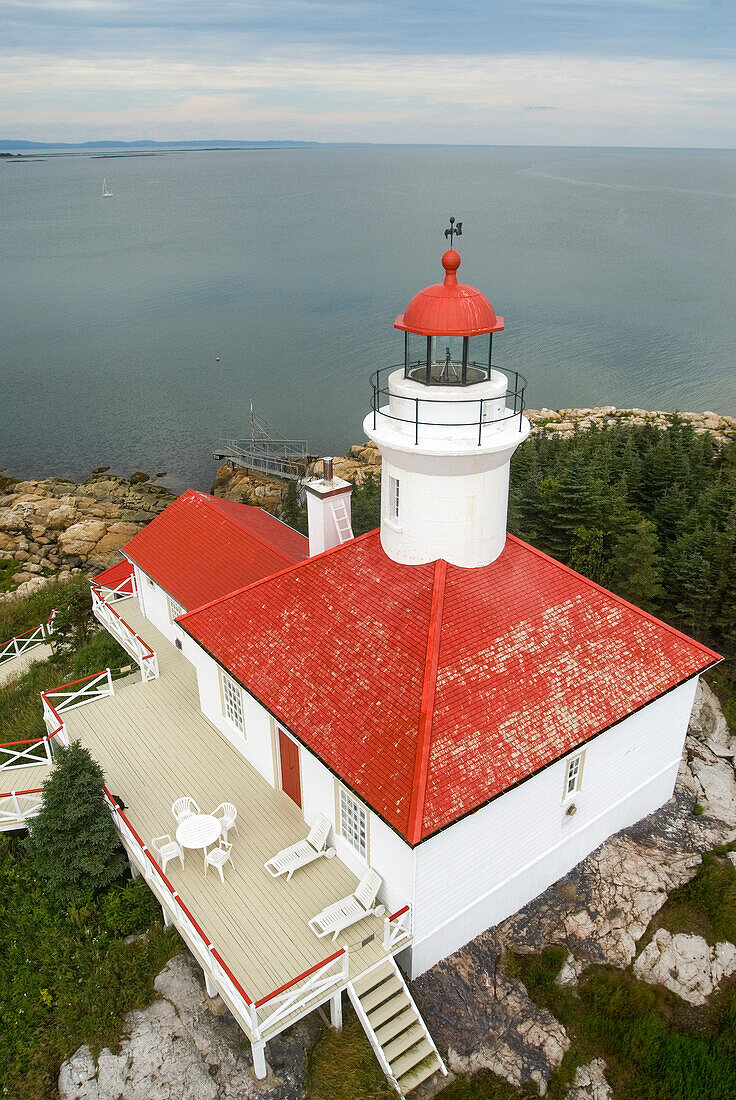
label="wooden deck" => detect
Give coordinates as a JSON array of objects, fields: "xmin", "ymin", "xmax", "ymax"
[
  {"xmin": 60, "ymin": 599, "xmax": 402, "ymax": 1011},
  {"xmin": 0, "ymin": 643, "xmax": 53, "ymax": 688}
]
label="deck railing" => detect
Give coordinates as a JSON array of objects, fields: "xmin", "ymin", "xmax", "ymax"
[
  {"xmin": 383, "ymin": 904, "xmax": 412, "ymax": 951},
  {"xmin": 1, "ymin": 621, "xmax": 50, "ymax": 668},
  {"xmin": 254, "ymin": 947, "xmax": 349, "ymax": 1035},
  {"xmin": 91, "ymin": 569, "xmax": 136, "ymax": 604},
  {"xmin": 91, "ymin": 588, "xmax": 159, "ymax": 682},
  {"xmin": 0, "ymin": 787, "xmax": 43, "ymax": 828},
  {"xmin": 41, "ymin": 668, "xmax": 115, "ymax": 743}
]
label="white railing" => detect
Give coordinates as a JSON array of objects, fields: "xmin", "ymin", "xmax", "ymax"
[
  {"xmin": 91, "ymin": 588, "xmax": 159, "ymax": 682},
  {"xmin": 41, "ymin": 668, "xmax": 115, "ymax": 744},
  {"xmin": 0, "ymin": 734, "xmax": 54, "ymax": 772},
  {"xmin": 92, "ymin": 569, "xmax": 136, "ymax": 604},
  {"xmin": 0, "ymin": 622, "xmax": 49, "ymax": 667},
  {"xmin": 254, "ymin": 948, "xmax": 349, "ymax": 1036},
  {"xmin": 383, "ymin": 904, "xmax": 412, "ymax": 952},
  {"xmin": 0, "ymin": 788, "xmax": 43, "ymax": 828}
]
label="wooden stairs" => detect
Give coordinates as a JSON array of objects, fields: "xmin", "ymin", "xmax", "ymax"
[{"xmin": 348, "ymin": 958, "xmax": 447, "ymax": 1096}]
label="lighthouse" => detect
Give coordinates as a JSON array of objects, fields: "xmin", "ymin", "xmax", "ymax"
[{"xmin": 363, "ymin": 222, "xmax": 530, "ymax": 568}]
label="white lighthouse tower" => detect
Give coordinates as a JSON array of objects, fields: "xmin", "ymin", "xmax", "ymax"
[{"xmin": 364, "ymin": 223, "xmax": 530, "ymax": 568}]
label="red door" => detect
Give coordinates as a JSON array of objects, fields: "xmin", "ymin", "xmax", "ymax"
[{"xmin": 278, "ymin": 729, "xmax": 302, "ymax": 808}]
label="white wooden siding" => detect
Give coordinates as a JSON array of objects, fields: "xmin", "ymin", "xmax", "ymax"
[
  {"xmin": 409, "ymin": 676, "xmax": 699, "ymax": 977},
  {"xmin": 131, "ymin": 564, "xmax": 198, "ymax": 662}
]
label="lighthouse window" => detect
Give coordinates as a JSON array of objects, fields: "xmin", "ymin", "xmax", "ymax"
[
  {"xmin": 388, "ymin": 476, "xmax": 400, "ymax": 521},
  {"xmin": 339, "ymin": 787, "xmax": 368, "ymax": 860},
  {"xmin": 564, "ymin": 752, "xmax": 585, "ymax": 799},
  {"xmin": 221, "ymin": 673, "xmax": 245, "ymax": 734},
  {"xmin": 168, "ymin": 595, "xmax": 186, "ymax": 623}
]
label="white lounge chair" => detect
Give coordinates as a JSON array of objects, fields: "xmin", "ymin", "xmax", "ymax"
[
  {"xmin": 212, "ymin": 802, "xmax": 238, "ymax": 842},
  {"xmin": 264, "ymin": 814, "xmax": 334, "ymax": 881},
  {"xmin": 151, "ymin": 834, "xmax": 184, "ymax": 874},
  {"xmin": 308, "ymin": 868, "xmax": 382, "ymax": 941},
  {"xmin": 172, "ymin": 796, "xmax": 200, "ymax": 823},
  {"xmin": 204, "ymin": 839, "xmax": 233, "ymax": 883}
]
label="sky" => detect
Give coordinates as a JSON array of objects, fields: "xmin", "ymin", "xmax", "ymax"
[{"xmin": 2, "ymin": 0, "xmax": 735, "ymax": 146}]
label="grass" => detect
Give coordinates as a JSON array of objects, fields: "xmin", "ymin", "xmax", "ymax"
[
  {"xmin": 305, "ymin": 1004, "xmax": 396, "ymax": 1100},
  {"xmin": 0, "ymin": 834, "xmax": 180, "ymax": 1099},
  {"xmin": 0, "ymin": 627, "xmax": 129, "ymax": 765},
  {"xmin": 0, "ymin": 577, "xmax": 86, "ymax": 643},
  {"xmin": 0, "ymin": 560, "xmax": 23, "ymax": 594},
  {"xmin": 643, "ymin": 844, "xmax": 736, "ymax": 947}
]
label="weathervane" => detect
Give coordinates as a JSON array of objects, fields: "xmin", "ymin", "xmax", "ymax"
[{"xmin": 444, "ymin": 216, "xmax": 463, "ymax": 247}]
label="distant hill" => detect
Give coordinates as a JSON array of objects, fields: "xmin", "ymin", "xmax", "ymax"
[{"xmin": 0, "ymin": 139, "xmax": 320, "ymax": 151}]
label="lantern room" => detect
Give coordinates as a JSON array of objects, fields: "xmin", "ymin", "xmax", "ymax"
[{"xmin": 394, "ymin": 248, "xmax": 505, "ymax": 386}]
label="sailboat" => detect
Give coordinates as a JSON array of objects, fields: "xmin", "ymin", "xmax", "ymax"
[{"xmin": 102, "ymin": 178, "xmax": 113, "ymax": 198}]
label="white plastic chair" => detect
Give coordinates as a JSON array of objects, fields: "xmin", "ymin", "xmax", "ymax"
[
  {"xmin": 212, "ymin": 802, "xmax": 238, "ymax": 842},
  {"xmin": 151, "ymin": 834, "xmax": 184, "ymax": 874},
  {"xmin": 264, "ymin": 813, "xmax": 334, "ymax": 881},
  {"xmin": 204, "ymin": 839, "xmax": 233, "ymax": 884},
  {"xmin": 172, "ymin": 796, "xmax": 200, "ymax": 823},
  {"xmin": 308, "ymin": 868, "xmax": 382, "ymax": 941}
]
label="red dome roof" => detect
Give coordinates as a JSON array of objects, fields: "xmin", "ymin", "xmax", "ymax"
[{"xmin": 395, "ymin": 249, "xmax": 504, "ymax": 337}]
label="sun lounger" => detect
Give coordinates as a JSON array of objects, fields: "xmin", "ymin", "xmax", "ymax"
[
  {"xmin": 308, "ymin": 868, "xmax": 382, "ymax": 941},
  {"xmin": 264, "ymin": 813, "xmax": 333, "ymax": 881}
]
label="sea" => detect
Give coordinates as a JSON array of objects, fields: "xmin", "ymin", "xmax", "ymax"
[{"xmin": 1, "ymin": 145, "xmax": 734, "ymax": 493}]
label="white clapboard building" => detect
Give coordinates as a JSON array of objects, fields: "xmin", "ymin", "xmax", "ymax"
[{"xmin": 13, "ymin": 243, "xmax": 719, "ymax": 1093}]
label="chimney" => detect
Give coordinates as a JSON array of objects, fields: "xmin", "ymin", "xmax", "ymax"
[{"xmin": 304, "ymin": 457, "xmax": 354, "ymax": 556}]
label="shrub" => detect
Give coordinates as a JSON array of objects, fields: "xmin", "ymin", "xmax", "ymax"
[{"xmin": 25, "ymin": 741, "xmax": 127, "ymax": 901}]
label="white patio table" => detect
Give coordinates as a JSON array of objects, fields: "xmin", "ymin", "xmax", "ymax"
[{"xmin": 175, "ymin": 814, "xmax": 222, "ymax": 864}]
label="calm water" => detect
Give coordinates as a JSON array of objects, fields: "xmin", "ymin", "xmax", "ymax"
[{"xmin": 1, "ymin": 146, "xmax": 735, "ymax": 492}]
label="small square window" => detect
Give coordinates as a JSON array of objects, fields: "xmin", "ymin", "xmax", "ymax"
[
  {"xmin": 388, "ymin": 475, "xmax": 400, "ymax": 522},
  {"xmin": 339, "ymin": 787, "xmax": 368, "ymax": 859},
  {"xmin": 168, "ymin": 595, "xmax": 186, "ymax": 622},
  {"xmin": 222, "ymin": 673, "xmax": 244, "ymax": 734},
  {"xmin": 564, "ymin": 752, "xmax": 584, "ymax": 799}
]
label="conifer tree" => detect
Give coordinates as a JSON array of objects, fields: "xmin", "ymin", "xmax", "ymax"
[
  {"xmin": 608, "ymin": 520, "xmax": 664, "ymax": 611},
  {"xmin": 280, "ymin": 479, "xmax": 307, "ymax": 534},
  {"xmin": 26, "ymin": 741, "xmax": 126, "ymax": 901}
]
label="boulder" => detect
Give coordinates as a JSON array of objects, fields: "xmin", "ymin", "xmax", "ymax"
[
  {"xmin": 633, "ymin": 930, "xmax": 736, "ymax": 1005},
  {"xmin": 58, "ymin": 520, "xmax": 108, "ymax": 557}
]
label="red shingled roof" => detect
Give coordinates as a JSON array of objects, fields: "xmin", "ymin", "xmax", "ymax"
[
  {"xmin": 122, "ymin": 489, "xmax": 308, "ymax": 611},
  {"xmin": 179, "ymin": 531, "xmax": 720, "ymax": 844}
]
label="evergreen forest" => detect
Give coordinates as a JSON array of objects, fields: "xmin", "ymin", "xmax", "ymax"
[{"xmin": 345, "ymin": 417, "xmax": 736, "ymax": 691}]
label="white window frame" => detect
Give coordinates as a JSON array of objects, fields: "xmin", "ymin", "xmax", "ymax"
[
  {"xmin": 220, "ymin": 671, "xmax": 245, "ymax": 735},
  {"xmin": 385, "ymin": 474, "xmax": 401, "ymax": 531},
  {"xmin": 563, "ymin": 751, "xmax": 585, "ymax": 801},
  {"xmin": 337, "ymin": 785, "xmax": 369, "ymax": 861},
  {"xmin": 168, "ymin": 595, "xmax": 186, "ymax": 622}
]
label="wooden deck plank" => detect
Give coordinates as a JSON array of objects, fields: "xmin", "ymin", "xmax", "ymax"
[
  {"xmin": 61, "ymin": 599, "xmax": 404, "ymax": 1004},
  {"xmin": 0, "ymin": 644, "xmax": 53, "ymax": 687}
]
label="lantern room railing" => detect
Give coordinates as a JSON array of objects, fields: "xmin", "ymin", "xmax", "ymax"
[{"xmin": 370, "ymin": 363, "xmax": 527, "ymax": 446}]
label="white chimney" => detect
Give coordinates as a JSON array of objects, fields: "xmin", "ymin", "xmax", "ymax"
[{"xmin": 304, "ymin": 457, "xmax": 354, "ymax": 556}]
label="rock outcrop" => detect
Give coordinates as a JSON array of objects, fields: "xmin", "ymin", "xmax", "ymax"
[
  {"xmin": 564, "ymin": 1059, "xmax": 612, "ymax": 1100},
  {"xmin": 413, "ymin": 935, "xmax": 570, "ymax": 1096},
  {"xmin": 58, "ymin": 954, "xmax": 319, "ymax": 1100},
  {"xmin": 0, "ymin": 473, "xmax": 174, "ymax": 600},
  {"xmin": 633, "ymin": 930, "xmax": 736, "ymax": 1005}
]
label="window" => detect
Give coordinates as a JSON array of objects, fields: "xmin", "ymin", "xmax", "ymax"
[
  {"xmin": 339, "ymin": 787, "xmax": 368, "ymax": 859},
  {"xmin": 168, "ymin": 595, "xmax": 186, "ymax": 622},
  {"xmin": 564, "ymin": 752, "xmax": 584, "ymax": 799},
  {"xmin": 221, "ymin": 673, "xmax": 244, "ymax": 733},
  {"xmin": 388, "ymin": 475, "xmax": 400, "ymax": 522}
]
